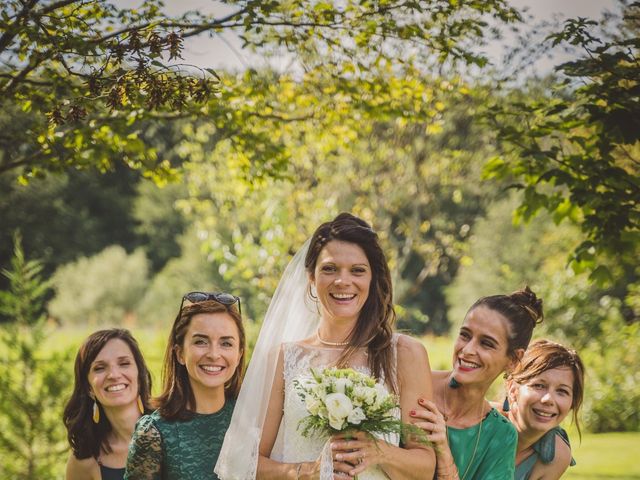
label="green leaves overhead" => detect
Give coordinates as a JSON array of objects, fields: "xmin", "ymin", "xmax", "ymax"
[
  {"xmin": 0, "ymin": 0, "xmax": 521, "ymax": 180},
  {"xmin": 485, "ymin": 4, "xmax": 640, "ymax": 281}
]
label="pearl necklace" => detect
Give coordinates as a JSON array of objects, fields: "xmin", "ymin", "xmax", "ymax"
[
  {"xmin": 316, "ymin": 329, "xmax": 350, "ymax": 346},
  {"xmin": 443, "ymin": 376, "xmax": 484, "ymax": 480}
]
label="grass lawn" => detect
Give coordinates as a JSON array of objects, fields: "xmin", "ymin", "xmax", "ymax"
[{"xmin": 565, "ymin": 432, "xmax": 639, "ymax": 479}]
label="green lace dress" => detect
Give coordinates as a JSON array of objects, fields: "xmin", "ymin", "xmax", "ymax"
[
  {"xmin": 514, "ymin": 427, "xmax": 575, "ymax": 480},
  {"xmin": 443, "ymin": 408, "xmax": 518, "ymax": 480},
  {"xmin": 124, "ymin": 400, "xmax": 234, "ymax": 480}
]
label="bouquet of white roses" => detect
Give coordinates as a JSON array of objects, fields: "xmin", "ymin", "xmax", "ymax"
[{"xmin": 293, "ymin": 367, "xmax": 402, "ymax": 439}]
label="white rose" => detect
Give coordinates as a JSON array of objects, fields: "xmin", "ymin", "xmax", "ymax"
[
  {"xmin": 355, "ymin": 386, "xmax": 377, "ymax": 406},
  {"xmin": 372, "ymin": 384, "xmax": 389, "ymax": 409},
  {"xmin": 347, "ymin": 406, "xmax": 366, "ymax": 425},
  {"xmin": 306, "ymin": 396, "xmax": 324, "ymax": 416},
  {"xmin": 313, "ymin": 384, "xmax": 328, "ymax": 400},
  {"xmin": 328, "ymin": 413, "xmax": 346, "ymax": 430},
  {"xmin": 333, "ymin": 377, "xmax": 352, "ymax": 394},
  {"xmin": 325, "ymin": 392, "xmax": 353, "ymax": 424}
]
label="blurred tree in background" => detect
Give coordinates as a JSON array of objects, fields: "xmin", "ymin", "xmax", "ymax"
[
  {"xmin": 485, "ymin": 2, "xmax": 639, "ymax": 288},
  {"xmin": 48, "ymin": 245, "xmax": 150, "ymax": 325},
  {"xmin": 0, "ymin": 235, "xmax": 71, "ymax": 478}
]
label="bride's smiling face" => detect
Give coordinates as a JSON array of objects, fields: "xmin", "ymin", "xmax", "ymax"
[{"xmin": 311, "ymin": 240, "xmax": 372, "ymax": 325}]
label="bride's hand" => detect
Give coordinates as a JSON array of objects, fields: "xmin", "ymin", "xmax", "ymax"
[{"xmin": 331, "ymin": 431, "xmax": 387, "ymax": 477}]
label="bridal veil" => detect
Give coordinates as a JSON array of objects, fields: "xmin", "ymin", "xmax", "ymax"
[{"xmin": 215, "ymin": 239, "xmax": 320, "ymax": 479}]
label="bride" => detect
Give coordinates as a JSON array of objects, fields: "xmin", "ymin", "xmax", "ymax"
[{"xmin": 216, "ymin": 213, "xmax": 435, "ymax": 479}]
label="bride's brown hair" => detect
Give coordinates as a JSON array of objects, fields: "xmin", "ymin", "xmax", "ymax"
[{"xmin": 305, "ymin": 212, "xmax": 396, "ymax": 392}]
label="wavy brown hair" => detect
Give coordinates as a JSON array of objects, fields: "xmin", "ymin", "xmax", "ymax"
[
  {"xmin": 510, "ymin": 339, "xmax": 585, "ymax": 437},
  {"xmin": 469, "ymin": 286, "xmax": 544, "ymax": 360},
  {"xmin": 305, "ymin": 212, "xmax": 396, "ymax": 392},
  {"xmin": 156, "ymin": 299, "xmax": 246, "ymax": 421},
  {"xmin": 63, "ymin": 329, "xmax": 153, "ymax": 460}
]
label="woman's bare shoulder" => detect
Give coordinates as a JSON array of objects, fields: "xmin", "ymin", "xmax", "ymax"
[
  {"xmin": 66, "ymin": 453, "xmax": 100, "ymax": 480},
  {"xmin": 395, "ymin": 333, "xmax": 427, "ymax": 355}
]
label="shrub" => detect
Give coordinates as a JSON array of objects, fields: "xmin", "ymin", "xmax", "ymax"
[
  {"xmin": 48, "ymin": 245, "xmax": 149, "ymax": 325},
  {"xmin": 0, "ymin": 235, "xmax": 72, "ymax": 479},
  {"xmin": 582, "ymin": 318, "xmax": 640, "ymax": 432}
]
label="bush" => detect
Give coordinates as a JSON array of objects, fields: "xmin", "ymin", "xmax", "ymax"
[
  {"xmin": 135, "ymin": 227, "xmax": 226, "ymax": 327},
  {"xmin": 582, "ymin": 318, "xmax": 640, "ymax": 432},
  {"xmin": 48, "ymin": 245, "xmax": 149, "ymax": 325}
]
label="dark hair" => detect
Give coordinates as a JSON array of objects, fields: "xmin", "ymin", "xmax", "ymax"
[
  {"xmin": 156, "ymin": 300, "xmax": 246, "ymax": 421},
  {"xmin": 469, "ymin": 286, "xmax": 543, "ymax": 360},
  {"xmin": 305, "ymin": 212, "xmax": 396, "ymax": 391},
  {"xmin": 63, "ymin": 329, "xmax": 153, "ymax": 460},
  {"xmin": 510, "ymin": 339, "xmax": 585, "ymax": 437}
]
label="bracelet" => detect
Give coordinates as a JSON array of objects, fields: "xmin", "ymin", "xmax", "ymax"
[{"xmin": 295, "ymin": 462, "xmax": 303, "ymax": 480}]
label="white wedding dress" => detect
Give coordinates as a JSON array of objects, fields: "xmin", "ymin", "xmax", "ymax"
[{"xmin": 278, "ymin": 337, "xmax": 400, "ymax": 479}]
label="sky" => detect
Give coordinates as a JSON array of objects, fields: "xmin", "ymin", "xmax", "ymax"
[{"xmin": 115, "ymin": 0, "xmax": 619, "ymax": 73}]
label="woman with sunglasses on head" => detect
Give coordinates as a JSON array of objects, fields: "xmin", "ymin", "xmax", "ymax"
[
  {"xmin": 411, "ymin": 287, "xmax": 543, "ymax": 480},
  {"xmin": 506, "ymin": 339, "xmax": 585, "ymax": 480},
  {"xmin": 125, "ymin": 293, "xmax": 245, "ymax": 480},
  {"xmin": 216, "ymin": 213, "xmax": 435, "ymax": 480},
  {"xmin": 64, "ymin": 328, "xmax": 153, "ymax": 480}
]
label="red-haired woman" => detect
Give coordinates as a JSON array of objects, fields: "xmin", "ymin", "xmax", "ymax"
[{"xmin": 508, "ymin": 339, "xmax": 585, "ymax": 480}]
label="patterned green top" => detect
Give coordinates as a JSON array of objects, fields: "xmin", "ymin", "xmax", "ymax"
[
  {"xmin": 445, "ymin": 408, "xmax": 518, "ymax": 480},
  {"xmin": 124, "ymin": 400, "xmax": 235, "ymax": 480}
]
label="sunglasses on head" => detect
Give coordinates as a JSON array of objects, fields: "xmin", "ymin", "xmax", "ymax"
[{"xmin": 179, "ymin": 291, "xmax": 242, "ymax": 315}]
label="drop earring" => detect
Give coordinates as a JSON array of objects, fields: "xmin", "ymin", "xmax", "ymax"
[
  {"xmin": 448, "ymin": 376, "xmax": 461, "ymax": 389},
  {"xmin": 502, "ymin": 396, "xmax": 510, "ymax": 412},
  {"xmin": 92, "ymin": 400, "xmax": 100, "ymax": 423},
  {"xmin": 137, "ymin": 395, "xmax": 144, "ymax": 414}
]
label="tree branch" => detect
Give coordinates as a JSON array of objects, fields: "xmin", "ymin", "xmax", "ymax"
[
  {"xmin": 0, "ymin": 150, "xmax": 45, "ymax": 175},
  {"xmin": 86, "ymin": 7, "xmax": 250, "ymax": 44},
  {"xmin": 33, "ymin": 0, "xmax": 83, "ymax": 17},
  {"xmin": 0, "ymin": 0, "xmax": 41, "ymax": 54}
]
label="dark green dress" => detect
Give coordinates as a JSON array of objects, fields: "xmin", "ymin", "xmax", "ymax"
[
  {"xmin": 444, "ymin": 408, "xmax": 518, "ymax": 480},
  {"xmin": 124, "ymin": 400, "xmax": 234, "ymax": 480},
  {"xmin": 514, "ymin": 427, "xmax": 575, "ymax": 480}
]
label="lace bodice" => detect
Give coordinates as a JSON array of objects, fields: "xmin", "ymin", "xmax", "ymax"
[{"xmin": 279, "ymin": 339, "xmax": 400, "ymax": 479}]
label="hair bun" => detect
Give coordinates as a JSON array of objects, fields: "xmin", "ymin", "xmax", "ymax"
[{"xmin": 509, "ymin": 286, "xmax": 543, "ymax": 325}]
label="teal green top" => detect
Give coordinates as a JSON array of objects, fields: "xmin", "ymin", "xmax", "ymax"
[
  {"xmin": 445, "ymin": 408, "xmax": 518, "ymax": 480},
  {"xmin": 514, "ymin": 427, "xmax": 575, "ymax": 480},
  {"xmin": 124, "ymin": 400, "xmax": 235, "ymax": 480}
]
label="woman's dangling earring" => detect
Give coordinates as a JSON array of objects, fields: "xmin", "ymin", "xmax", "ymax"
[
  {"xmin": 502, "ymin": 396, "xmax": 510, "ymax": 412},
  {"xmin": 137, "ymin": 395, "xmax": 144, "ymax": 414},
  {"xmin": 92, "ymin": 400, "xmax": 100, "ymax": 423},
  {"xmin": 448, "ymin": 376, "xmax": 461, "ymax": 389}
]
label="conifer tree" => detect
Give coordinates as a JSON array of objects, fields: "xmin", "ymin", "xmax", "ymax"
[{"xmin": 0, "ymin": 233, "xmax": 72, "ymax": 479}]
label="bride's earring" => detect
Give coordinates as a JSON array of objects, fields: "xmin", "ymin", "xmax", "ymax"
[{"xmin": 308, "ymin": 284, "xmax": 318, "ymax": 301}]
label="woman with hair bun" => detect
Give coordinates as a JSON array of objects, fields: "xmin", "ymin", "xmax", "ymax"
[
  {"xmin": 507, "ymin": 339, "xmax": 585, "ymax": 480},
  {"xmin": 411, "ymin": 287, "xmax": 544, "ymax": 479}
]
